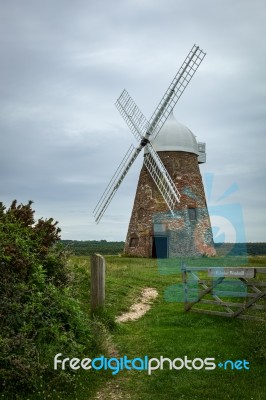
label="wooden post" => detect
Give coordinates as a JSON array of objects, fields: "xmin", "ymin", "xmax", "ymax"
[
  {"xmin": 181, "ymin": 262, "xmax": 188, "ymax": 311},
  {"xmin": 90, "ymin": 253, "xmax": 105, "ymax": 316}
]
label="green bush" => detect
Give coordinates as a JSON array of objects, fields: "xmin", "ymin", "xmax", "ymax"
[{"xmin": 0, "ymin": 201, "xmax": 93, "ymax": 395}]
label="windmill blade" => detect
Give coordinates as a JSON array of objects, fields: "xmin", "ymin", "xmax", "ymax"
[
  {"xmin": 144, "ymin": 143, "xmax": 181, "ymax": 214},
  {"xmin": 93, "ymin": 144, "xmax": 142, "ymax": 223},
  {"xmin": 115, "ymin": 89, "xmax": 150, "ymax": 141},
  {"xmin": 148, "ymin": 45, "xmax": 206, "ymax": 139}
]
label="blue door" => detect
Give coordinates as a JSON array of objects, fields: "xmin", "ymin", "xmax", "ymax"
[{"xmin": 152, "ymin": 236, "xmax": 168, "ymax": 258}]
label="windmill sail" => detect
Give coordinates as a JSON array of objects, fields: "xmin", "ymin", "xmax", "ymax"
[
  {"xmin": 144, "ymin": 143, "xmax": 181, "ymax": 214},
  {"xmin": 115, "ymin": 89, "xmax": 150, "ymax": 141},
  {"xmin": 115, "ymin": 45, "xmax": 206, "ymax": 144},
  {"xmin": 93, "ymin": 144, "xmax": 141, "ymax": 223},
  {"xmin": 148, "ymin": 45, "xmax": 206, "ymax": 139}
]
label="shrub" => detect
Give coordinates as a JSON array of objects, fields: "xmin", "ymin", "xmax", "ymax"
[{"xmin": 0, "ymin": 201, "xmax": 92, "ymax": 395}]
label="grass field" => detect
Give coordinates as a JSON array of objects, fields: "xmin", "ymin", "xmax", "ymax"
[{"xmin": 32, "ymin": 255, "xmax": 266, "ymax": 399}]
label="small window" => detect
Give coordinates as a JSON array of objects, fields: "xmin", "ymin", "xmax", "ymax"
[
  {"xmin": 153, "ymin": 223, "xmax": 166, "ymax": 233},
  {"xmin": 129, "ymin": 236, "xmax": 139, "ymax": 248},
  {"xmin": 144, "ymin": 185, "xmax": 153, "ymax": 199},
  {"xmin": 198, "ymin": 142, "xmax": 206, "ymax": 152},
  {"xmin": 188, "ymin": 208, "xmax": 197, "ymax": 221},
  {"xmin": 138, "ymin": 208, "xmax": 146, "ymax": 219}
]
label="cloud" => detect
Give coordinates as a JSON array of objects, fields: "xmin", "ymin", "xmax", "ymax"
[{"xmin": 0, "ymin": 0, "xmax": 265, "ymax": 242}]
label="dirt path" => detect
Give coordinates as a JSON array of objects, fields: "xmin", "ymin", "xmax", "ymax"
[
  {"xmin": 92, "ymin": 287, "xmax": 158, "ymax": 399},
  {"xmin": 115, "ymin": 287, "xmax": 158, "ymax": 323},
  {"xmin": 93, "ymin": 378, "xmax": 131, "ymax": 400}
]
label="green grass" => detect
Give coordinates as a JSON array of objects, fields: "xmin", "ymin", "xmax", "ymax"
[
  {"xmin": 102, "ymin": 256, "xmax": 266, "ymax": 400},
  {"xmin": 27, "ymin": 255, "xmax": 265, "ymax": 399}
]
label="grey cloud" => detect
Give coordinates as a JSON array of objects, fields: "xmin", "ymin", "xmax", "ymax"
[{"xmin": 0, "ymin": 0, "xmax": 265, "ymax": 241}]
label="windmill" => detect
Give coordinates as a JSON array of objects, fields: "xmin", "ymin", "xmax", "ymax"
[{"xmin": 94, "ymin": 44, "xmax": 216, "ymax": 258}]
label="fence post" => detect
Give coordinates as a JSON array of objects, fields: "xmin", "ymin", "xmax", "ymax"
[
  {"xmin": 182, "ymin": 262, "xmax": 188, "ymax": 311},
  {"xmin": 90, "ymin": 253, "xmax": 105, "ymax": 316}
]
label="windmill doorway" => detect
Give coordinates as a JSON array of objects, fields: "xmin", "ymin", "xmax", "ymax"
[{"xmin": 152, "ymin": 236, "xmax": 168, "ymax": 259}]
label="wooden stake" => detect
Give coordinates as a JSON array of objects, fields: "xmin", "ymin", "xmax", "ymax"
[{"xmin": 90, "ymin": 253, "xmax": 105, "ymax": 315}]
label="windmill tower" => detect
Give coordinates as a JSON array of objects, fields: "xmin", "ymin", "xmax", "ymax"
[
  {"xmin": 124, "ymin": 112, "xmax": 215, "ymax": 258},
  {"xmin": 94, "ymin": 45, "xmax": 216, "ymax": 258}
]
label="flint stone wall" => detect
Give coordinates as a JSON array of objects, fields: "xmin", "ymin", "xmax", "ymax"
[{"xmin": 124, "ymin": 151, "xmax": 216, "ymax": 258}]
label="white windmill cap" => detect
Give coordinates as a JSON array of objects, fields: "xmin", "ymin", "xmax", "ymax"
[{"xmin": 146, "ymin": 111, "xmax": 199, "ymax": 155}]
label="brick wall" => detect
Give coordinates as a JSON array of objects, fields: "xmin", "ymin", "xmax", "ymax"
[{"xmin": 124, "ymin": 151, "xmax": 216, "ymax": 258}]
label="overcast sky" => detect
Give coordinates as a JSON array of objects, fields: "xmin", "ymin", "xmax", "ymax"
[{"xmin": 0, "ymin": 0, "xmax": 265, "ymax": 242}]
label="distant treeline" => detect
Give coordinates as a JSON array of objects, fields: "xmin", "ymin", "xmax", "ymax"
[
  {"xmin": 61, "ymin": 240, "xmax": 266, "ymax": 256},
  {"xmin": 215, "ymin": 242, "xmax": 266, "ymax": 256},
  {"xmin": 61, "ymin": 240, "xmax": 125, "ymax": 255}
]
